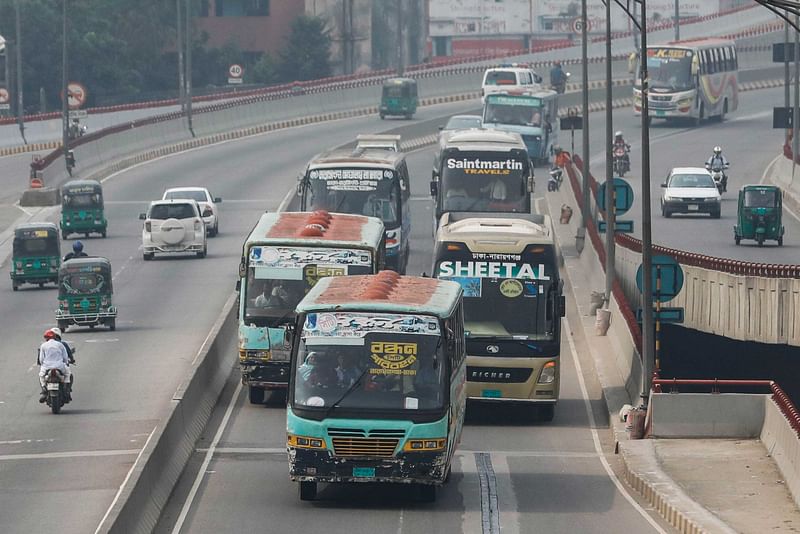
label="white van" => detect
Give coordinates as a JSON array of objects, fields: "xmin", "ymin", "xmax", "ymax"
[{"xmin": 481, "ymin": 65, "xmax": 543, "ymax": 103}]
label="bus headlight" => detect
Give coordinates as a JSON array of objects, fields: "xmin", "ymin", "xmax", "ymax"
[
  {"xmin": 403, "ymin": 439, "xmax": 446, "ymax": 452},
  {"xmin": 538, "ymin": 361, "xmax": 557, "ymax": 384},
  {"xmin": 288, "ymin": 434, "xmax": 326, "ymax": 449}
]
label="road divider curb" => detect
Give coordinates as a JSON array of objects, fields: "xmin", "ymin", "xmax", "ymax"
[
  {"xmin": 0, "ymin": 141, "xmax": 61, "ymax": 157},
  {"xmin": 97, "ymin": 292, "xmax": 238, "ymax": 534}
]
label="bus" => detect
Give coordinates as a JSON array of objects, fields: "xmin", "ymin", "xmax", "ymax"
[
  {"xmin": 482, "ymin": 89, "xmax": 560, "ymax": 166},
  {"xmin": 299, "ymin": 147, "xmax": 411, "ymax": 273},
  {"xmin": 432, "ymin": 213, "xmax": 565, "ymax": 421},
  {"xmin": 238, "ymin": 211, "xmax": 385, "ymax": 404},
  {"xmin": 287, "ymin": 271, "xmax": 466, "ymax": 502},
  {"xmin": 632, "ymin": 39, "xmax": 738, "ymax": 124},
  {"xmin": 430, "ymin": 129, "xmax": 534, "ymax": 231}
]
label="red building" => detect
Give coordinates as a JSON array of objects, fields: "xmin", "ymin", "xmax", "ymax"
[{"xmin": 196, "ymin": 0, "xmax": 304, "ymax": 55}]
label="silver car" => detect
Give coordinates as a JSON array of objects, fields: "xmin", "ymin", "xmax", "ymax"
[{"xmin": 660, "ymin": 167, "xmax": 721, "ymax": 219}]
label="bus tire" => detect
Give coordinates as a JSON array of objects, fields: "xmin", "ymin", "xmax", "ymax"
[
  {"xmin": 299, "ymin": 481, "xmax": 317, "ymax": 501},
  {"xmin": 695, "ymin": 104, "xmax": 704, "ymax": 127},
  {"xmin": 248, "ymin": 386, "xmax": 265, "ymax": 405},
  {"xmin": 417, "ymin": 484, "xmax": 436, "ymax": 503},
  {"xmin": 718, "ymin": 99, "xmax": 728, "ymax": 122}
]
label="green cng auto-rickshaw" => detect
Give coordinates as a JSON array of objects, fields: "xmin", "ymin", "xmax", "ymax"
[
  {"xmin": 10, "ymin": 223, "xmax": 61, "ymax": 291},
  {"xmin": 734, "ymin": 185, "xmax": 784, "ymax": 247},
  {"xmin": 380, "ymin": 77, "xmax": 418, "ymax": 119},
  {"xmin": 61, "ymin": 180, "xmax": 107, "ymax": 239},
  {"xmin": 56, "ymin": 257, "xmax": 117, "ymax": 331}
]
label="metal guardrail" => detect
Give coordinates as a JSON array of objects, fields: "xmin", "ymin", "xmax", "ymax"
[{"xmin": 651, "ymin": 378, "xmax": 800, "ymax": 438}]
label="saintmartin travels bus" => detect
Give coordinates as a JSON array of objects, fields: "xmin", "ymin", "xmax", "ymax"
[
  {"xmin": 433, "ymin": 213, "xmax": 565, "ymax": 421},
  {"xmin": 482, "ymin": 89, "xmax": 560, "ymax": 165},
  {"xmin": 298, "ymin": 147, "xmax": 411, "ymax": 273},
  {"xmin": 632, "ymin": 39, "xmax": 738, "ymax": 124},
  {"xmin": 238, "ymin": 211, "xmax": 385, "ymax": 405},
  {"xmin": 430, "ymin": 129, "xmax": 534, "ymax": 231},
  {"xmin": 287, "ymin": 272, "xmax": 466, "ymax": 502}
]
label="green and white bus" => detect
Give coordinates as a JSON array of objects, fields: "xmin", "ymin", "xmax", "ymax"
[
  {"xmin": 433, "ymin": 213, "xmax": 565, "ymax": 421},
  {"xmin": 238, "ymin": 211, "xmax": 385, "ymax": 404},
  {"xmin": 287, "ymin": 271, "xmax": 465, "ymax": 502}
]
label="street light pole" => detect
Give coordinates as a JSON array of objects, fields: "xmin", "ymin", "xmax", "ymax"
[
  {"xmin": 177, "ymin": 0, "xmax": 185, "ymax": 113},
  {"xmin": 61, "ymin": 0, "xmax": 69, "ymax": 165},
  {"xmin": 674, "ymin": 0, "xmax": 679, "ymax": 41},
  {"xmin": 639, "ymin": 0, "xmax": 655, "ymax": 409},
  {"xmin": 794, "ymin": 13, "xmax": 799, "ymax": 163},
  {"xmin": 14, "ymin": 0, "xmax": 24, "ymax": 143},
  {"xmin": 577, "ymin": 0, "xmax": 590, "ymax": 254},
  {"xmin": 604, "ymin": 0, "xmax": 615, "ymax": 305},
  {"xmin": 185, "ymin": 0, "xmax": 194, "ymax": 135}
]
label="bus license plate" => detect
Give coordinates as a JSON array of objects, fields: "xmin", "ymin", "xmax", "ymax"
[
  {"xmin": 688, "ymin": 204, "xmax": 699, "ymax": 211},
  {"xmin": 353, "ymin": 467, "xmax": 375, "ymax": 478},
  {"xmin": 482, "ymin": 389, "xmax": 502, "ymax": 398},
  {"xmin": 656, "ymin": 110, "xmax": 666, "ymax": 117}
]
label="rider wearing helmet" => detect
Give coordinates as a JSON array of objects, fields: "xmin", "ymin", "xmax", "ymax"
[
  {"xmin": 613, "ymin": 131, "xmax": 631, "ymax": 171},
  {"xmin": 37, "ymin": 329, "xmax": 71, "ymax": 403},
  {"xmin": 63, "ymin": 240, "xmax": 88, "ymax": 261},
  {"xmin": 705, "ymin": 146, "xmax": 730, "ymax": 192}
]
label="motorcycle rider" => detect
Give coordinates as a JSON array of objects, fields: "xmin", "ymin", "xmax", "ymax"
[
  {"xmin": 550, "ymin": 61, "xmax": 568, "ymax": 94},
  {"xmin": 705, "ymin": 146, "xmax": 730, "ymax": 192},
  {"xmin": 68, "ymin": 118, "xmax": 86, "ymax": 140},
  {"xmin": 63, "ymin": 240, "xmax": 88, "ymax": 261},
  {"xmin": 613, "ymin": 131, "xmax": 631, "ymax": 173},
  {"xmin": 37, "ymin": 329, "xmax": 72, "ymax": 403}
]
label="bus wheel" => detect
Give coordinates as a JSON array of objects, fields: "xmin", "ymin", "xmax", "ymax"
[
  {"xmin": 695, "ymin": 104, "xmax": 704, "ymax": 127},
  {"xmin": 417, "ymin": 484, "xmax": 436, "ymax": 503},
  {"xmin": 718, "ymin": 100, "xmax": 728, "ymax": 122},
  {"xmin": 248, "ymin": 386, "xmax": 265, "ymax": 405},
  {"xmin": 299, "ymin": 481, "xmax": 317, "ymax": 501},
  {"xmin": 539, "ymin": 404, "xmax": 555, "ymax": 422}
]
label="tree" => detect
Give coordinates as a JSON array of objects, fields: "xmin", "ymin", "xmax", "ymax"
[
  {"xmin": 252, "ymin": 52, "xmax": 279, "ymax": 85},
  {"xmin": 278, "ymin": 15, "xmax": 331, "ymax": 82}
]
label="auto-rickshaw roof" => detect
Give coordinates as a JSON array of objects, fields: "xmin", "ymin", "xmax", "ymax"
[
  {"xmin": 383, "ymin": 77, "xmax": 416, "ymax": 87},
  {"xmin": 742, "ymin": 184, "xmax": 781, "ymax": 192},
  {"xmin": 58, "ymin": 256, "xmax": 112, "ymax": 273},
  {"xmin": 62, "ymin": 179, "xmax": 103, "ymax": 194},
  {"xmin": 14, "ymin": 222, "xmax": 59, "ymax": 236}
]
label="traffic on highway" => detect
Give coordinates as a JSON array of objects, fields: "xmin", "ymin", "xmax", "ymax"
[{"xmin": 1, "ymin": 4, "xmax": 799, "ymax": 534}]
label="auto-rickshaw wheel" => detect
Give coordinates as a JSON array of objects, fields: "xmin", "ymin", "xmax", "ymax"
[
  {"xmin": 757, "ymin": 235, "xmax": 765, "ymax": 247},
  {"xmin": 58, "ymin": 321, "xmax": 67, "ymax": 332},
  {"xmin": 299, "ymin": 481, "xmax": 317, "ymax": 501},
  {"xmin": 101, "ymin": 230, "xmax": 107, "ymax": 238},
  {"xmin": 12, "ymin": 281, "xmax": 19, "ymax": 291},
  {"xmin": 62, "ymin": 233, "xmax": 69, "ymax": 240},
  {"xmin": 735, "ymin": 235, "xmax": 741, "ymax": 245},
  {"xmin": 778, "ymin": 236, "xmax": 784, "ymax": 246},
  {"xmin": 39, "ymin": 282, "xmax": 44, "ymax": 288},
  {"xmin": 107, "ymin": 318, "xmax": 116, "ymax": 331},
  {"xmin": 379, "ymin": 113, "xmax": 385, "ymax": 120}
]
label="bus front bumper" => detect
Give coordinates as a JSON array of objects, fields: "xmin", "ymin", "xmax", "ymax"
[
  {"xmin": 240, "ymin": 361, "xmax": 289, "ymax": 388},
  {"xmin": 288, "ymin": 448, "xmax": 448, "ymax": 484}
]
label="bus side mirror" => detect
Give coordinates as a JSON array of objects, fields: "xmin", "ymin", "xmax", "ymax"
[
  {"xmin": 558, "ymin": 295, "xmax": 566, "ymax": 318},
  {"xmin": 438, "ymin": 125, "xmax": 444, "ymax": 131},
  {"xmin": 238, "ymin": 262, "xmax": 246, "ymax": 278},
  {"xmin": 138, "ymin": 213, "xmax": 146, "ymax": 220},
  {"xmin": 691, "ymin": 57, "xmax": 699, "ymax": 76},
  {"xmin": 235, "ymin": 280, "xmax": 241, "ymax": 292},
  {"xmin": 430, "ymin": 180, "xmax": 438, "ymax": 197},
  {"xmin": 214, "ymin": 197, "xmax": 222, "ymax": 203},
  {"xmin": 527, "ymin": 176, "xmax": 535, "ymax": 193}
]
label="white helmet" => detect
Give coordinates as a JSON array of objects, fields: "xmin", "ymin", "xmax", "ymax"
[
  {"xmin": 50, "ymin": 327, "xmax": 62, "ymax": 339},
  {"xmin": 615, "ymin": 131, "xmax": 623, "ymax": 138},
  {"xmin": 713, "ymin": 146, "xmax": 722, "ymax": 154}
]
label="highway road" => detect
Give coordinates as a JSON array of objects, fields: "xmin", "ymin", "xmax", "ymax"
[{"xmin": 0, "ymin": 79, "xmax": 788, "ymax": 532}]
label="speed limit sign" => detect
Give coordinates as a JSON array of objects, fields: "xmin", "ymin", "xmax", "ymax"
[
  {"xmin": 572, "ymin": 17, "xmax": 584, "ymax": 34},
  {"xmin": 228, "ymin": 64, "xmax": 244, "ymax": 85}
]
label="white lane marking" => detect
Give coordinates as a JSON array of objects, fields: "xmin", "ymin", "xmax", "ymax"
[
  {"xmin": 190, "ymin": 321, "xmax": 223, "ymax": 366},
  {"xmin": 564, "ymin": 316, "xmax": 667, "ymax": 533},
  {"xmin": 171, "ymin": 381, "xmax": 242, "ymax": 534},
  {"xmin": 0, "ymin": 438, "xmax": 56, "ymax": 445},
  {"xmin": 491, "ymin": 452, "xmax": 519, "ymax": 534},
  {"xmin": 114, "ymin": 255, "xmax": 135, "ymax": 278},
  {"xmin": 85, "ymin": 339, "xmax": 120, "ymax": 343},
  {"xmin": 94, "ymin": 425, "xmax": 157, "ymax": 534},
  {"xmin": 277, "ymin": 186, "xmax": 295, "ymax": 212},
  {"xmin": 760, "ymin": 154, "xmax": 800, "ymax": 223},
  {"xmin": 459, "ymin": 451, "xmax": 482, "ymax": 534},
  {"xmin": 396, "ymin": 508, "xmax": 405, "ymax": 534},
  {"xmin": 0, "ymin": 449, "xmax": 139, "ymax": 461},
  {"xmin": 14, "ymin": 201, "xmax": 34, "ymax": 216}
]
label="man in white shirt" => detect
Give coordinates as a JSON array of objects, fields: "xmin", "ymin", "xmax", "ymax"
[{"xmin": 38, "ymin": 329, "xmax": 71, "ymax": 403}]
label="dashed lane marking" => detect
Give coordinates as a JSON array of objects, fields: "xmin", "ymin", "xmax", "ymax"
[{"xmin": 0, "ymin": 448, "xmax": 139, "ymax": 461}]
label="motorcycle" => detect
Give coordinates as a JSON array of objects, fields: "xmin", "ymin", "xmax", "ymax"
[
  {"xmin": 68, "ymin": 121, "xmax": 87, "ymax": 141},
  {"xmin": 548, "ymin": 166, "xmax": 563, "ymax": 192},
  {"xmin": 43, "ymin": 368, "xmax": 68, "ymax": 414},
  {"xmin": 706, "ymin": 163, "xmax": 728, "ymax": 193},
  {"xmin": 612, "ymin": 146, "xmax": 629, "ymax": 177},
  {"xmin": 552, "ymin": 72, "xmax": 571, "ymax": 94}
]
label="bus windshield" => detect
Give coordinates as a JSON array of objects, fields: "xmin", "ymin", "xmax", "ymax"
[
  {"xmin": 440, "ymin": 151, "xmax": 528, "ymax": 214},
  {"xmin": 644, "ymin": 48, "xmax": 693, "ymax": 91},
  {"xmin": 292, "ymin": 312, "xmax": 446, "ymax": 413},
  {"xmin": 483, "ymin": 96, "xmax": 544, "ymax": 127},
  {"xmin": 435, "ymin": 247, "xmax": 558, "ymax": 342},
  {"xmin": 305, "ymin": 168, "xmax": 400, "ymax": 227},
  {"xmin": 244, "ymin": 246, "xmax": 373, "ymax": 328}
]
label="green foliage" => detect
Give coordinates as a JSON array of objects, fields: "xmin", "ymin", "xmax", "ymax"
[
  {"xmin": 278, "ymin": 15, "xmax": 331, "ymax": 82},
  {"xmin": 252, "ymin": 53, "xmax": 279, "ymax": 85}
]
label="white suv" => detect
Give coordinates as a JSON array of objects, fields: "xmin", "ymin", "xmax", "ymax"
[
  {"xmin": 140, "ymin": 200, "xmax": 207, "ymax": 260},
  {"xmin": 481, "ymin": 66, "xmax": 542, "ymax": 103},
  {"xmin": 162, "ymin": 187, "xmax": 222, "ymax": 237}
]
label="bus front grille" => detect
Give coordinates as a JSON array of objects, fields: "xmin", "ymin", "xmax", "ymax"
[{"xmin": 331, "ymin": 437, "xmax": 400, "ymax": 458}]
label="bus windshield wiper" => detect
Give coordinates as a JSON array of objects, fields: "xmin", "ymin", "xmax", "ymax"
[{"xmin": 322, "ymin": 367, "xmax": 370, "ymax": 418}]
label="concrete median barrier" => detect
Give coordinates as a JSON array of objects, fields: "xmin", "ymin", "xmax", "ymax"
[
  {"xmin": 19, "ymin": 186, "xmax": 60, "ymax": 207},
  {"xmin": 97, "ymin": 292, "xmax": 238, "ymax": 534}
]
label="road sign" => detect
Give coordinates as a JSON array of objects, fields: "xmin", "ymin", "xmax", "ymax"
[
  {"xmin": 0, "ymin": 87, "xmax": 9, "ymax": 104},
  {"xmin": 598, "ymin": 220, "xmax": 634, "ymax": 233},
  {"xmin": 69, "ymin": 109, "xmax": 88, "ymax": 119},
  {"xmin": 0, "ymin": 104, "xmax": 9, "ymax": 110},
  {"xmin": 61, "ymin": 82, "xmax": 87, "ymax": 109},
  {"xmin": 636, "ymin": 255, "xmax": 684, "ymax": 302},
  {"xmin": 773, "ymin": 107, "xmax": 793, "ymax": 129},
  {"xmin": 597, "ymin": 177, "xmax": 634, "ymax": 215},
  {"xmin": 228, "ymin": 77, "xmax": 243, "ymax": 85},
  {"xmin": 560, "ymin": 115, "xmax": 583, "ymax": 130},
  {"xmin": 572, "ymin": 17, "xmax": 584, "ymax": 34},
  {"xmin": 229, "ymin": 64, "xmax": 243, "ymax": 78},
  {"xmin": 773, "ymin": 43, "xmax": 796, "ymax": 63},
  {"xmin": 636, "ymin": 307, "xmax": 684, "ymax": 323}
]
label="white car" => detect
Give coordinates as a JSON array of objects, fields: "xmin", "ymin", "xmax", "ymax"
[
  {"xmin": 481, "ymin": 65, "xmax": 542, "ymax": 103},
  {"xmin": 162, "ymin": 187, "xmax": 222, "ymax": 236},
  {"xmin": 660, "ymin": 167, "xmax": 721, "ymax": 218},
  {"xmin": 140, "ymin": 199, "xmax": 207, "ymax": 260}
]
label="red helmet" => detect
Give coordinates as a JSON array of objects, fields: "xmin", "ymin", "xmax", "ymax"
[{"xmin": 43, "ymin": 329, "xmax": 57, "ymax": 340}]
